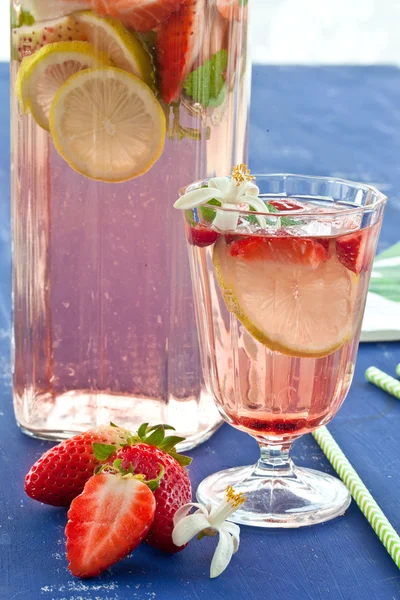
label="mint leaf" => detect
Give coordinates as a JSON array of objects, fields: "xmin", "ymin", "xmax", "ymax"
[
  {"xmin": 265, "ymin": 203, "xmax": 302, "ymax": 227},
  {"xmin": 199, "ymin": 198, "xmax": 221, "ymax": 222},
  {"xmin": 208, "ymin": 84, "xmax": 226, "ymax": 108},
  {"xmin": 12, "ymin": 10, "xmax": 35, "ymax": 27},
  {"xmin": 183, "ymin": 50, "xmax": 228, "ymax": 107},
  {"xmin": 185, "ymin": 209, "xmax": 196, "ymax": 226},
  {"xmin": 21, "ymin": 10, "xmax": 35, "ymax": 26},
  {"xmin": 243, "ymin": 203, "xmax": 303, "ymax": 227}
]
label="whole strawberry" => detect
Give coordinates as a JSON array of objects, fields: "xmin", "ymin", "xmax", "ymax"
[
  {"xmin": 97, "ymin": 424, "xmax": 192, "ymax": 554},
  {"xmin": 25, "ymin": 424, "xmax": 132, "ymax": 507}
]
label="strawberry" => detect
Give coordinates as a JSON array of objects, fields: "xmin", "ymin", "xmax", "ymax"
[
  {"xmin": 66, "ymin": 466, "xmax": 159, "ymax": 578},
  {"xmin": 92, "ymin": 0, "xmax": 187, "ymax": 33},
  {"xmin": 316, "ymin": 237, "xmax": 332, "ymax": 258},
  {"xmin": 98, "ymin": 424, "xmax": 192, "ymax": 554},
  {"xmin": 335, "ymin": 228, "xmax": 370, "ymax": 274},
  {"xmin": 201, "ymin": 1, "xmax": 228, "ymax": 63},
  {"xmin": 156, "ymin": 0, "xmax": 205, "ymax": 104},
  {"xmin": 230, "ymin": 234, "xmax": 329, "ymax": 269},
  {"xmin": 216, "ymin": 0, "xmax": 248, "ymax": 21},
  {"xmin": 268, "ymin": 199, "xmax": 304, "ymax": 212},
  {"xmin": 187, "ymin": 224, "xmax": 219, "ymax": 247},
  {"xmin": 24, "ymin": 424, "xmax": 132, "ymax": 507}
]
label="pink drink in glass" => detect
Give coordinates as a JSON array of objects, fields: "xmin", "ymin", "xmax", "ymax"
[
  {"xmin": 180, "ymin": 174, "xmax": 386, "ymax": 526},
  {"xmin": 188, "ymin": 218, "xmax": 380, "ymax": 440}
]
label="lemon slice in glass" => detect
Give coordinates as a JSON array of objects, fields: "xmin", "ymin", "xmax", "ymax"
[
  {"xmin": 16, "ymin": 41, "xmax": 110, "ymax": 131},
  {"xmin": 213, "ymin": 235, "xmax": 357, "ymax": 358},
  {"xmin": 49, "ymin": 67, "xmax": 166, "ymax": 183},
  {"xmin": 76, "ymin": 11, "xmax": 154, "ymax": 88}
]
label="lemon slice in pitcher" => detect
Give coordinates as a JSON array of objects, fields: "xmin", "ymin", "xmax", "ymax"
[
  {"xmin": 49, "ymin": 67, "xmax": 166, "ymax": 182},
  {"xmin": 213, "ymin": 235, "xmax": 357, "ymax": 358},
  {"xmin": 16, "ymin": 41, "xmax": 110, "ymax": 131},
  {"xmin": 76, "ymin": 11, "xmax": 154, "ymax": 87}
]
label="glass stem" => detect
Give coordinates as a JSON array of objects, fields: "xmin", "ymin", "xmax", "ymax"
[{"xmin": 253, "ymin": 440, "xmax": 295, "ymax": 478}]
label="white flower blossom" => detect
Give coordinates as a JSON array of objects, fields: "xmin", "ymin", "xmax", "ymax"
[
  {"xmin": 172, "ymin": 486, "xmax": 246, "ymax": 578},
  {"xmin": 174, "ymin": 175, "xmax": 268, "ymax": 232}
]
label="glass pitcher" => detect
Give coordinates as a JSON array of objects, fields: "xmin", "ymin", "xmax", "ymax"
[{"xmin": 10, "ymin": 0, "xmax": 251, "ymax": 448}]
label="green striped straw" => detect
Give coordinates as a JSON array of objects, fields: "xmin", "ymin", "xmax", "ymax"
[
  {"xmin": 396, "ymin": 364, "xmax": 400, "ymax": 378},
  {"xmin": 365, "ymin": 366, "xmax": 400, "ymax": 400},
  {"xmin": 312, "ymin": 426, "xmax": 400, "ymax": 569}
]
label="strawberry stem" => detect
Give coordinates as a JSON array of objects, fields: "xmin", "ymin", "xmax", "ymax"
[
  {"xmin": 145, "ymin": 465, "xmax": 165, "ymax": 492},
  {"xmin": 93, "ymin": 423, "xmax": 193, "ymax": 467},
  {"xmin": 94, "ymin": 460, "xmax": 164, "ymax": 490}
]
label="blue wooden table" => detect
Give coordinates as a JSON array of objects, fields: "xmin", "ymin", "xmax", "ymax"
[{"xmin": 1, "ymin": 63, "xmax": 400, "ymax": 600}]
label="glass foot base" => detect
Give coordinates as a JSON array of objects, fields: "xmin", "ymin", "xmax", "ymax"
[{"xmin": 196, "ymin": 465, "xmax": 351, "ymax": 528}]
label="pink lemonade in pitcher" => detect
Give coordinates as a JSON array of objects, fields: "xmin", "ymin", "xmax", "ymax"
[{"xmin": 10, "ymin": 0, "xmax": 251, "ymax": 444}]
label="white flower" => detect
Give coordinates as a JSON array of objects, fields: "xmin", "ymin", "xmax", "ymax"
[
  {"xmin": 173, "ymin": 176, "xmax": 268, "ymax": 232},
  {"xmin": 172, "ymin": 486, "xmax": 246, "ymax": 578}
]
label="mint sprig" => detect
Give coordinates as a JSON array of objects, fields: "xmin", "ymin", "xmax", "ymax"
[
  {"xmin": 12, "ymin": 9, "xmax": 34, "ymax": 28},
  {"xmin": 183, "ymin": 50, "xmax": 228, "ymax": 107},
  {"xmin": 266, "ymin": 203, "xmax": 303, "ymax": 227}
]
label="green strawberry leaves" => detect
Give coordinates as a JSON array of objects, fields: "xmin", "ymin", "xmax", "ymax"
[
  {"xmin": 94, "ymin": 458, "xmax": 165, "ymax": 491},
  {"xmin": 92, "ymin": 443, "xmax": 117, "ymax": 461},
  {"xmin": 183, "ymin": 50, "xmax": 228, "ymax": 107},
  {"xmin": 93, "ymin": 423, "xmax": 192, "ymax": 468},
  {"xmin": 133, "ymin": 424, "xmax": 192, "ymax": 467}
]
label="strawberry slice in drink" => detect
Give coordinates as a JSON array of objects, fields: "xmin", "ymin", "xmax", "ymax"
[
  {"xmin": 214, "ymin": 233, "xmax": 356, "ymax": 358},
  {"xmin": 92, "ymin": 0, "xmax": 187, "ymax": 32},
  {"xmin": 335, "ymin": 228, "xmax": 372, "ymax": 274},
  {"xmin": 187, "ymin": 224, "xmax": 219, "ymax": 247},
  {"xmin": 268, "ymin": 199, "xmax": 305, "ymax": 212},
  {"xmin": 217, "ymin": 0, "xmax": 248, "ymax": 21},
  {"xmin": 230, "ymin": 234, "xmax": 329, "ymax": 268},
  {"xmin": 156, "ymin": 0, "xmax": 206, "ymax": 103}
]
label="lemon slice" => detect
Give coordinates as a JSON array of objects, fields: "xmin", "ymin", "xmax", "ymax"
[
  {"xmin": 16, "ymin": 41, "xmax": 110, "ymax": 131},
  {"xmin": 213, "ymin": 236, "xmax": 357, "ymax": 358},
  {"xmin": 49, "ymin": 67, "xmax": 166, "ymax": 183},
  {"xmin": 76, "ymin": 11, "xmax": 154, "ymax": 88}
]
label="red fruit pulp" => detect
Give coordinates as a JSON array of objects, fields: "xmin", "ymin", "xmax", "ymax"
[
  {"xmin": 230, "ymin": 235, "xmax": 328, "ymax": 269},
  {"xmin": 268, "ymin": 199, "xmax": 305, "ymax": 212},
  {"xmin": 66, "ymin": 473, "xmax": 155, "ymax": 578},
  {"xmin": 93, "ymin": 0, "xmax": 187, "ymax": 33},
  {"xmin": 335, "ymin": 228, "xmax": 371, "ymax": 274},
  {"xmin": 230, "ymin": 414, "xmax": 326, "ymax": 436},
  {"xmin": 156, "ymin": 0, "xmax": 204, "ymax": 103},
  {"xmin": 188, "ymin": 224, "xmax": 219, "ymax": 247}
]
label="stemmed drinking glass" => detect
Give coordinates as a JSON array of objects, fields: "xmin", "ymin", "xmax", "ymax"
[{"xmin": 177, "ymin": 173, "xmax": 387, "ymax": 527}]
